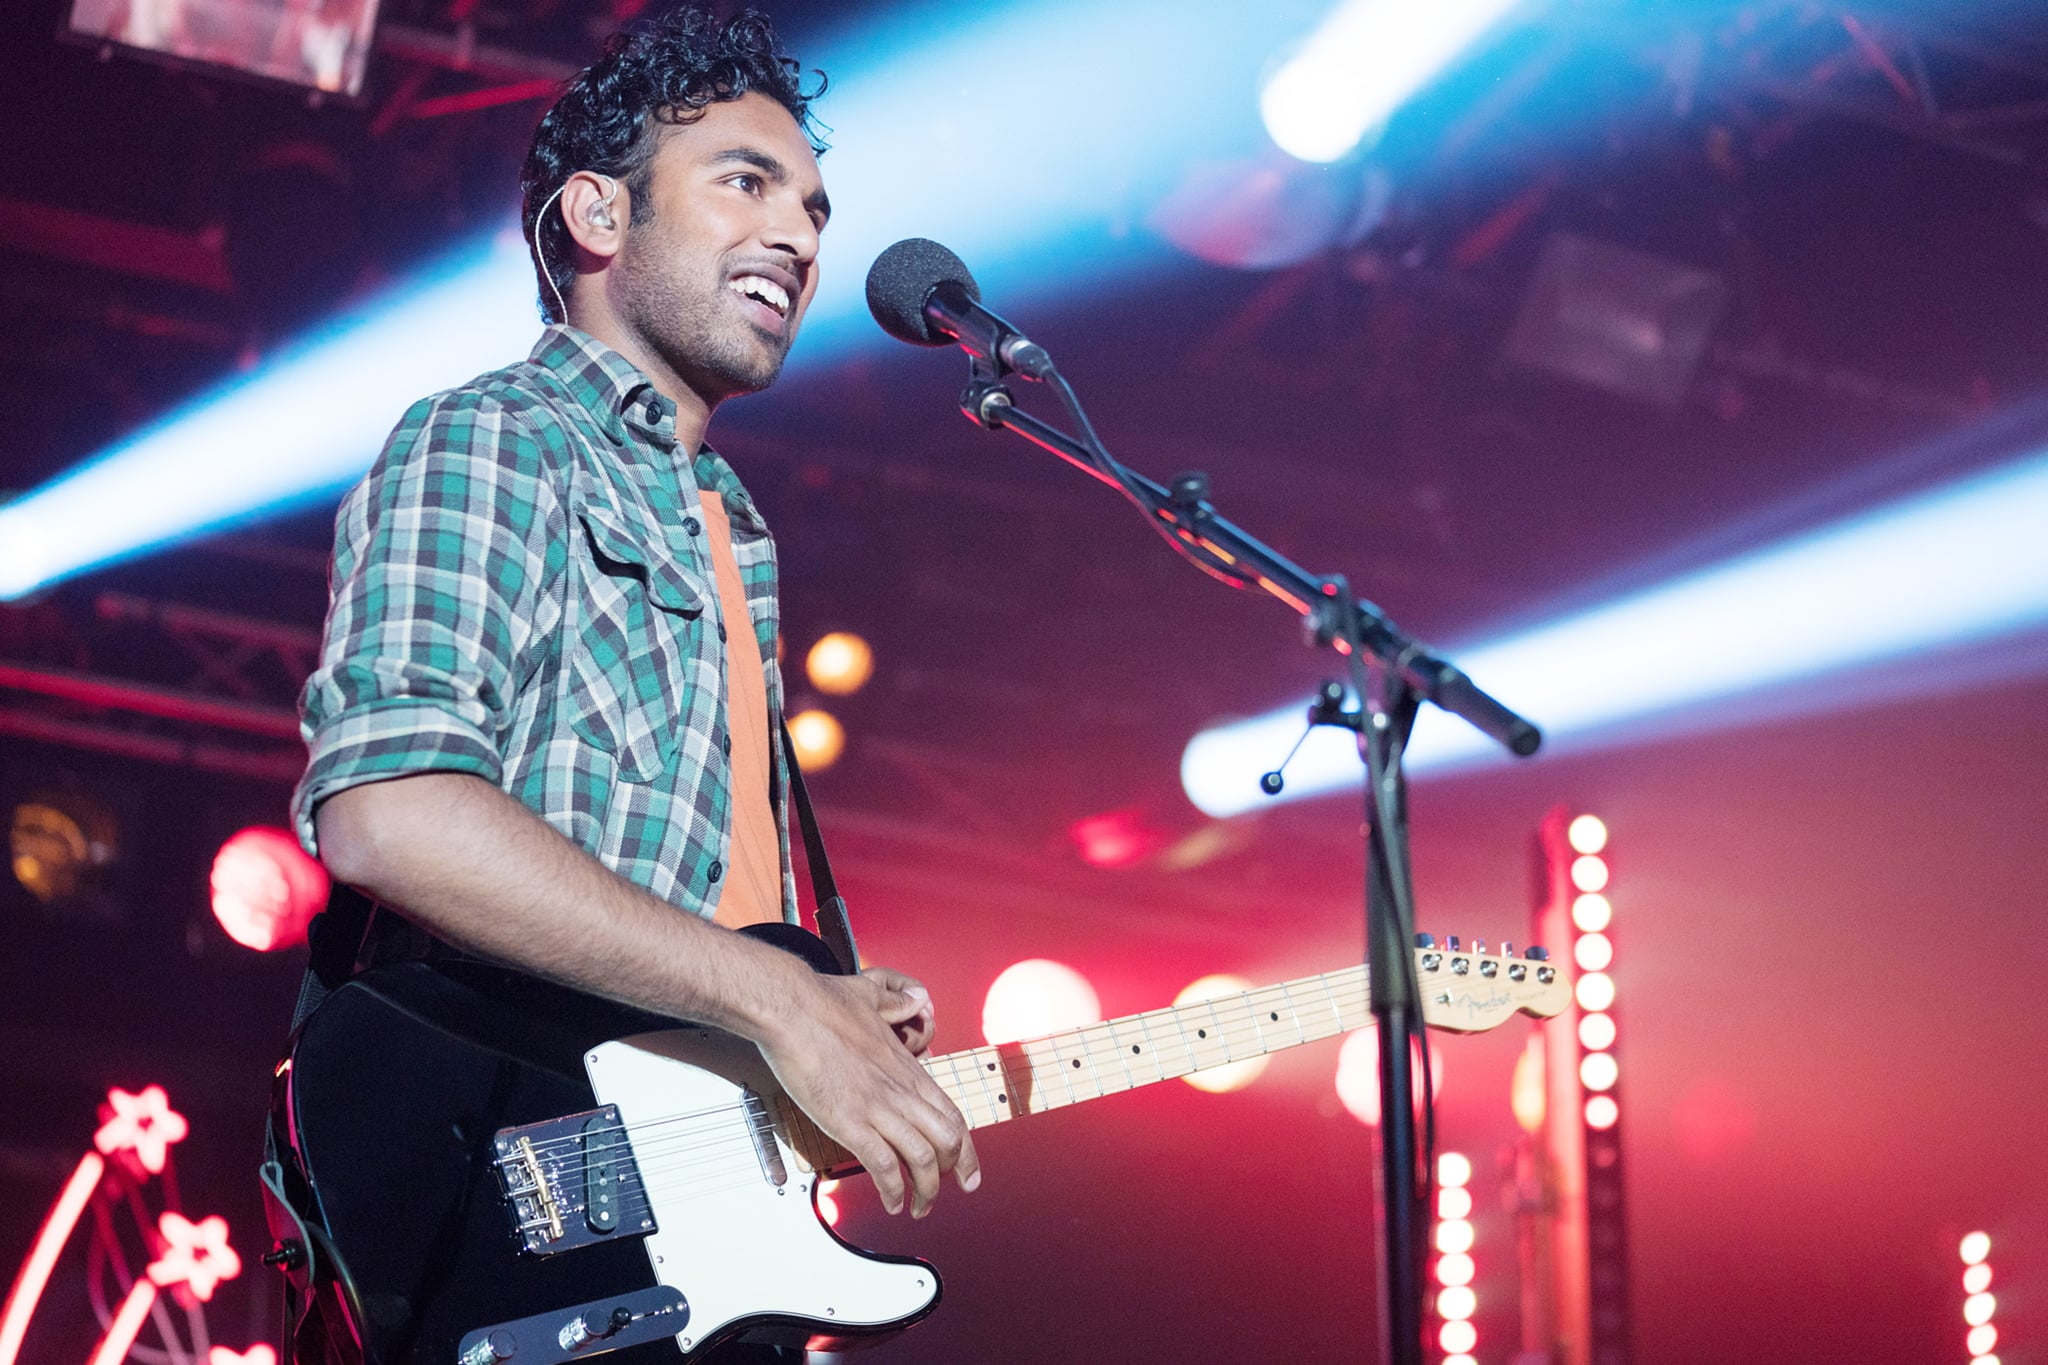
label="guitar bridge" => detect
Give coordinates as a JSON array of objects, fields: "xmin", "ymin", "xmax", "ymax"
[{"xmin": 492, "ymin": 1106, "xmax": 656, "ymax": 1256}]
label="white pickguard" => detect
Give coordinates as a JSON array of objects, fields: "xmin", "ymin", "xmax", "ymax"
[{"xmin": 585, "ymin": 1030, "xmax": 938, "ymax": 1357}]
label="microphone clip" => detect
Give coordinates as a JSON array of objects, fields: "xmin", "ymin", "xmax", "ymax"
[
  {"xmin": 1258, "ymin": 679, "xmax": 1365, "ymax": 796},
  {"xmin": 959, "ymin": 353, "xmax": 1015, "ymax": 431}
]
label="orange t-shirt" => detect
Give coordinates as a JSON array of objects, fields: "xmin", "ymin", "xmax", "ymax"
[{"xmin": 698, "ymin": 491, "xmax": 782, "ymax": 928}]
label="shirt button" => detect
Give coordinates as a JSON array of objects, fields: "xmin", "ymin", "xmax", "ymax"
[
  {"xmin": 683, "ymin": 516, "xmax": 702, "ymax": 536},
  {"xmin": 646, "ymin": 397, "xmax": 666, "ymax": 422},
  {"xmin": 707, "ymin": 860, "xmax": 724, "ymax": 883},
  {"xmin": 716, "ymin": 622, "xmax": 728, "ymax": 642},
  {"xmin": 721, "ymin": 731, "xmax": 732, "ymax": 756}
]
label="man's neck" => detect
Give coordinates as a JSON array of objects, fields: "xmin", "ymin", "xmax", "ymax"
[{"xmin": 565, "ymin": 311, "xmax": 715, "ymax": 457}]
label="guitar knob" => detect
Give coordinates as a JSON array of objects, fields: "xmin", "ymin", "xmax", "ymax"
[{"xmin": 1523, "ymin": 945, "xmax": 1549, "ymax": 961}]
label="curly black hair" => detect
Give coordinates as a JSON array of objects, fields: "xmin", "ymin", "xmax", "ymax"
[{"xmin": 519, "ymin": 6, "xmax": 827, "ymax": 323}]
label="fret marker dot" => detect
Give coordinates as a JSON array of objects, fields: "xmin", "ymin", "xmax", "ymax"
[
  {"xmin": 1270, "ymin": 1012, "xmax": 1279, "ymax": 1021},
  {"xmin": 1132, "ymin": 1045, "xmax": 1142, "ymax": 1054},
  {"xmin": 997, "ymin": 1094, "xmax": 1007, "ymax": 1104},
  {"xmin": 986, "ymin": 1063, "xmax": 996, "ymax": 1071},
  {"xmin": 1198, "ymin": 1029, "xmax": 1207, "ymax": 1038},
  {"xmin": 1071, "ymin": 1059, "xmax": 1081, "ymax": 1068}
]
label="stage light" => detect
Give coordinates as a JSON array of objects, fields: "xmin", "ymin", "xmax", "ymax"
[
  {"xmin": 1068, "ymin": 809, "xmax": 1159, "ymax": 869},
  {"xmin": 1965, "ymin": 1293, "xmax": 1996, "ymax": 1327},
  {"xmin": 1566, "ymin": 814, "xmax": 1608, "ymax": 854},
  {"xmin": 787, "ymin": 708, "xmax": 846, "ymax": 772},
  {"xmin": 1438, "ymin": 1319, "xmax": 1478, "ymax": 1355},
  {"xmin": 1443, "ymin": 1357, "xmax": 1476, "ymax": 1365},
  {"xmin": 210, "ymin": 827, "xmax": 328, "ymax": 952},
  {"xmin": 1437, "ymin": 1186, "xmax": 1472, "ymax": 1220},
  {"xmin": 210, "ymin": 1349, "xmax": 277, "ymax": 1365},
  {"xmin": 1437, "ymin": 1152, "xmax": 1472, "ymax": 1188},
  {"xmin": 1259, "ymin": 0, "xmax": 1522, "ymax": 163},
  {"xmin": 1435, "ymin": 1219, "xmax": 1474, "ymax": 1256},
  {"xmin": 1579, "ymin": 1052, "xmax": 1618, "ymax": 1093},
  {"xmin": 9, "ymin": 793, "xmax": 118, "ymax": 905},
  {"xmin": 1964, "ymin": 1264, "xmax": 1992, "ymax": 1295},
  {"xmin": 1578, "ymin": 1013, "xmax": 1616, "ymax": 1051},
  {"xmin": 1961, "ymin": 1232, "xmax": 1991, "ymax": 1265},
  {"xmin": 1575, "ymin": 972, "xmax": 1615, "ymax": 1013},
  {"xmin": 1969, "ymin": 1325, "xmax": 1998, "ymax": 1357},
  {"xmin": 1173, "ymin": 975, "xmax": 1271, "ymax": 1092},
  {"xmin": 1181, "ymin": 449, "xmax": 2048, "ymax": 816},
  {"xmin": 1573, "ymin": 931, "xmax": 1613, "ymax": 972},
  {"xmin": 1584, "ymin": 1095, "xmax": 1619, "ymax": 1129},
  {"xmin": 1435, "ymin": 1286, "xmax": 1476, "ymax": 1321},
  {"xmin": 1570, "ymin": 855, "xmax": 1609, "ymax": 893},
  {"xmin": 1435, "ymin": 1252, "xmax": 1475, "ymax": 1287},
  {"xmin": 1571, "ymin": 893, "xmax": 1612, "ymax": 933},
  {"xmin": 1959, "ymin": 1234, "xmax": 1999, "ymax": 1363},
  {"xmin": 805, "ymin": 632, "xmax": 874, "ymax": 697},
  {"xmin": 981, "ymin": 959, "xmax": 1101, "ymax": 1046},
  {"xmin": 0, "ymin": 0, "xmax": 1329, "ymax": 600}
]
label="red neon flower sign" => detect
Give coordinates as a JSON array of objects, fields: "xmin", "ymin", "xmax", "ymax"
[
  {"xmin": 93, "ymin": 1086, "xmax": 188, "ymax": 1175},
  {"xmin": 146, "ymin": 1213, "xmax": 241, "ymax": 1302}
]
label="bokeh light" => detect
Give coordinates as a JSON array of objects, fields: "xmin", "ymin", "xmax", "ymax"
[
  {"xmin": 1576, "ymin": 971, "xmax": 1616, "ymax": 1013},
  {"xmin": 981, "ymin": 959, "xmax": 1101, "ymax": 1045},
  {"xmin": 1437, "ymin": 1186, "xmax": 1472, "ymax": 1220},
  {"xmin": 1574, "ymin": 931, "xmax": 1614, "ymax": 972},
  {"xmin": 788, "ymin": 708, "xmax": 846, "ymax": 772},
  {"xmin": 1964, "ymin": 1264, "xmax": 1992, "ymax": 1294},
  {"xmin": 1567, "ymin": 814, "xmax": 1609, "ymax": 854},
  {"xmin": 1570, "ymin": 892, "xmax": 1613, "ymax": 933},
  {"xmin": 1173, "ymin": 975, "xmax": 1271, "ymax": 1093},
  {"xmin": 1435, "ymin": 1285, "xmax": 1477, "ymax": 1321},
  {"xmin": 210, "ymin": 827, "xmax": 328, "ymax": 952},
  {"xmin": 1435, "ymin": 1252, "xmax": 1475, "ymax": 1287},
  {"xmin": 1585, "ymin": 1095, "xmax": 1620, "ymax": 1130},
  {"xmin": 1961, "ymin": 1231, "xmax": 1991, "ymax": 1265},
  {"xmin": 805, "ymin": 631, "xmax": 875, "ymax": 696},
  {"xmin": 1438, "ymin": 1319, "xmax": 1478, "ymax": 1355},
  {"xmin": 1578, "ymin": 1013, "xmax": 1617, "ymax": 1051},
  {"xmin": 1570, "ymin": 854, "xmax": 1610, "ymax": 892},
  {"xmin": 1580, "ymin": 1052, "xmax": 1619, "ymax": 1093},
  {"xmin": 1434, "ymin": 1219, "xmax": 1475, "ymax": 1255}
]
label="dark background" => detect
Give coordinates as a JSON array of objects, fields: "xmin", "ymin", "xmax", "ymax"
[{"xmin": 4, "ymin": 1, "xmax": 2046, "ymax": 1361}]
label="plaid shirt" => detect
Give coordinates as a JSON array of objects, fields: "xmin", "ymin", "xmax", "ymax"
[{"xmin": 292, "ymin": 326, "xmax": 797, "ymax": 922}]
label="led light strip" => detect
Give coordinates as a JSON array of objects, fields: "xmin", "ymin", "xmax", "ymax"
[{"xmin": 1432, "ymin": 1151, "xmax": 1479, "ymax": 1363}]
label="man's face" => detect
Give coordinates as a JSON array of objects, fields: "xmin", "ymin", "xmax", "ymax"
[{"xmin": 609, "ymin": 91, "xmax": 829, "ymax": 404}]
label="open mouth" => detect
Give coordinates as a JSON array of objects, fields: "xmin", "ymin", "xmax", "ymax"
[{"xmin": 728, "ymin": 273, "xmax": 792, "ymax": 330}]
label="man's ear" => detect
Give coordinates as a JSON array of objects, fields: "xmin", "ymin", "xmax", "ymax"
[{"xmin": 559, "ymin": 171, "xmax": 629, "ymax": 264}]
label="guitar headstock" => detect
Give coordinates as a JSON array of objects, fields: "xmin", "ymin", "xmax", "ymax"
[{"xmin": 1413, "ymin": 934, "xmax": 1570, "ymax": 1034}]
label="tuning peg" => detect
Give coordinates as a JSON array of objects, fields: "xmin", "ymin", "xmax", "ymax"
[
  {"xmin": 1523, "ymin": 945, "xmax": 1549, "ymax": 961},
  {"xmin": 1472, "ymin": 938, "xmax": 1488, "ymax": 955},
  {"xmin": 1499, "ymin": 941, "xmax": 1514, "ymax": 959},
  {"xmin": 1445, "ymin": 935, "xmax": 1462, "ymax": 953},
  {"xmin": 1414, "ymin": 932, "xmax": 1436, "ymax": 949}
]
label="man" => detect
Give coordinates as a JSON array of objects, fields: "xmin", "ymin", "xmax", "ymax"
[{"xmin": 291, "ymin": 0, "xmax": 977, "ymax": 1308}]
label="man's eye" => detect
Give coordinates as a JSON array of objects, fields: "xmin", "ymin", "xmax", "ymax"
[{"xmin": 730, "ymin": 173, "xmax": 762, "ymax": 193}]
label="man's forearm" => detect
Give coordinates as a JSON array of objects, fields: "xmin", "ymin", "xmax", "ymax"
[{"xmin": 313, "ymin": 771, "xmax": 808, "ymax": 1044}]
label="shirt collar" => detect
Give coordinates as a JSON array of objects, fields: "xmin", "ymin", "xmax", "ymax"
[{"xmin": 527, "ymin": 325, "xmax": 675, "ymax": 448}]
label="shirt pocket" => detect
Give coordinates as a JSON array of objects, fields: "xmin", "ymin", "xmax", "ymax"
[{"xmin": 564, "ymin": 500, "xmax": 709, "ymax": 782}]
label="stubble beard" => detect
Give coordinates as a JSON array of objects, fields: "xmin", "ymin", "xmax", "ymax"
[{"xmin": 613, "ymin": 230, "xmax": 792, "ymax": 404}]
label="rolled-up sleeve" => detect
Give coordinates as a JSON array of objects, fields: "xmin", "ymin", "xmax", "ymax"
[{"xmin": 292, "ymin": 390, "xmax": 557, "ymax": 856}]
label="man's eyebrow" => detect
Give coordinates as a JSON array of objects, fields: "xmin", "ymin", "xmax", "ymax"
[{"xmin": 708, "ymin": 146, "xmax": 831, "ymax": 224}]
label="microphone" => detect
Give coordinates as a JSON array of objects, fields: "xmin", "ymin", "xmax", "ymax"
[{"xmin": 865, "ymin": 238, "xmax": 1055, "ymax": 380}]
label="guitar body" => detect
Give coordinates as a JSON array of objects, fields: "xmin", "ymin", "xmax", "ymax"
[{"xmin": 274, "ymin": 924, "xmax": 939, "ymax": 1365}]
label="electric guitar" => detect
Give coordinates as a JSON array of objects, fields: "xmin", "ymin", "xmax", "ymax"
[{"xmin": 265, "ymin": 925, "xmax": 1567, "ymax": 1364}]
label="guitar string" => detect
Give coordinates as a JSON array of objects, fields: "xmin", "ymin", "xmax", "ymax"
[
  {"xmin": 492, "ymin": 953, "xmax": 1544, "ymax": 1174},
  {"xmin": 498, "ymin": 990, "xmax": 1376, "ymax": 1189},
  {"xmin": 502, "ymin": 987, "xmax": 1360, "ymax": 1171}
]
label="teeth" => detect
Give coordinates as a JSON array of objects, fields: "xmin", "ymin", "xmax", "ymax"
[{"xmin": 728, "ymin": 275, "xmax": 790, "ymax": 316}]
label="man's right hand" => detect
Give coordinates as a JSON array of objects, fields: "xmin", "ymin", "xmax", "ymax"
[{"xmin": 755, "ymin": 965, "xmax": 980, "ymax": 1219}]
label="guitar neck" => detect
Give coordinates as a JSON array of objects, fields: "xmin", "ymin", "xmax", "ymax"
[{"xmin": 927, "ymin": 964, "xmax": 1373, "ymax": 1130}]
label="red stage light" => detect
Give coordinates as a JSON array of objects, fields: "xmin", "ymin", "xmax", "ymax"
[
  {"xmin": 210, "ymin": 827, "xmax": 327, "ymax": 952},
  {"xmin": 1578, "ymin": 1013, "xmax": 1617, "ymax": 1051},
  {"xmin": 1434, "ymin": 1251, "xmax": 1475, "ymax": 1287},
  {"xmin": 1964, "ymin": 1264, "xmax": 1992, "ymax": 1294},
  {"xmin": 1436, "ymin": 1186, "xmax": 1472, "ymax": 1220},
  {"xmin": 1961, "ymin": 1231, "xmax": 1991, "ymax": 1265},
  {"xmin": 1570, "ymin": 854, "xmax": 1609, "ymax": 892},
  {"xmin": 981, "ymin": 959, "xmax": 1101, "ymax": 1045},
  {"xmin": 1967, "ymin": 1324, "xmax": 1997, "ymax": 1357},
  {"xmin": 1438, "ymin": 1319, "xmax": 1477, "ymax": 1355},
  {"xmin": 1573, "ymin": 932, "xmax": 1613, "ymax": 972},
  {"xmin": 1584, "ymin": 1095, "xmax": 1620, "ymax": 1130},
  {"xmin": 1964, "ymin": 1292, "xmax": 1996, "ymax": 1326},
  {"xmin": 1067, "ymin": 810, "xmax": 1160, "ymax": 869},
  {"xmin": 1435, "ymin": 1286, "xmax": 1476, "ymax": 1322}
]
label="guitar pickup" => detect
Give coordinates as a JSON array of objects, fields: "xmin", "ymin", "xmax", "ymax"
[{"xmin": 492, "ymin": 1106, "xmax": 655, "ymax": 1256}]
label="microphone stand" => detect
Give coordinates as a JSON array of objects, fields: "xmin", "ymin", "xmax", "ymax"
[{"xmin": 954, "ymin": 355, "xmax": 1541, "ymax": 1365}]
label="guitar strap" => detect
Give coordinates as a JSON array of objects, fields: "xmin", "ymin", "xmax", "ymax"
[{"xmin": 780, "ymin": 719, "xmax": 861, "ymax": 975}]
